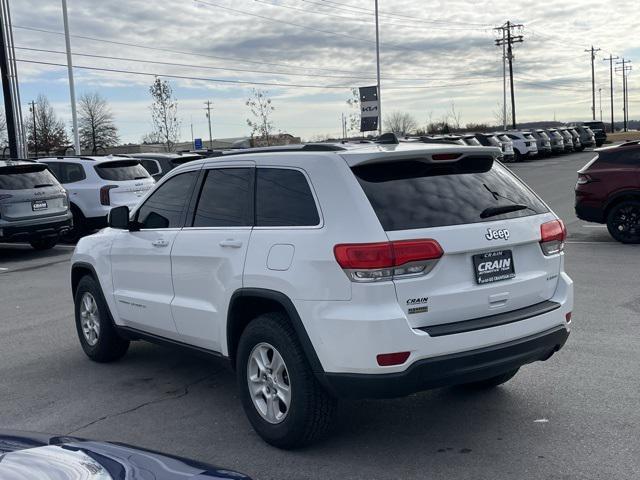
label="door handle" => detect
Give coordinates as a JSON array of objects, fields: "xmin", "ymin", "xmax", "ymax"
[
  {"xmin": 152, "ymin": 239, "xmax": 169, "ymax": 247},
  {"xmin": 219, "ymin": 239, "xmax": 243, "ymax": 248}
]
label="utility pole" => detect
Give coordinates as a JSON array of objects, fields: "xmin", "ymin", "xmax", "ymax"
[
  {"xmin": 190, "ymin": 116, "xmax": 194, "ymax": 145},
  {"xmin": 599, "ymin": 88, "xmax": 602, "ymax": 121},
  {"xmin": 374, "ymin": 0, "xmax": 382, "ymax": 135},
  {"xmin": 204, "ymin": 100, "xmax": 213, "ymax": 149},
  {"xmin": 29, "ymin": 100, "xmax": 37, "ymax": 157},
  {"xmin": 495, "ymin": 21, "xmax": 523, "ymax": 129},
  {"xmin": 616, "ymin": 59, "xmax": 632, "ymax": 132},
  {"xmin": 585, "ymin": 46, "xmax": 601, "ymax": 120},
  {"xmin": 0, "ymin": 1, "xmax": 17, "ymax": 158},
  {"xmin": 603, "ymin": 55, "xmax": 618, "ymax": 132},
  {"xmin": 61, "ymin": 0, "xmax": 80, "ymax": 155}
]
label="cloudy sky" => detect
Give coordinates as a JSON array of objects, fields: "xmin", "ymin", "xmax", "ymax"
[{"xmin": 11, "ymin": 0, "xmax": 640, "ymax": 143}]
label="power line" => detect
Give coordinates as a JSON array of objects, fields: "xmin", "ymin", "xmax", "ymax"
[{"xmin": 14, "ymin": 58, "xmax": 502, "ymax": 90}]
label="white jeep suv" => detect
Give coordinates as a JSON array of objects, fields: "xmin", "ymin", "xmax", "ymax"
[
  {"xmin": 70, "ymin": 142, "xmax": 573, "ymax": 448},
  {"xmin": 39, "ymin": 156, "xmax": 154, "ymax": 237}
]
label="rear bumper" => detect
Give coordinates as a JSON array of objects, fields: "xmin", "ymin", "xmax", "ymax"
[
  {"xmin": 321, "ymin": 326, "xmax": 569, "ymax": 399},
  {"xmin": 0, "ymin": 216, "xmax": 72, "ymax": 240},
  {"xmin": 575, "ymin": 200, "xmax": 605, "ymax": 223}
]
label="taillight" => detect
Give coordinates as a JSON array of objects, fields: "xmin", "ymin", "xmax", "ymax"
[
  {"xmin": 334, "ymin": 239, "xmax": 443, "ymax": 282},
  {"xmin": 431, "ymin": 153, "xmax": 462, "ymax": 161},
  {"xmin": 540, "ymin": 219, "xmax": 566, "ymax": 256},
  {"xmin": 99, "ymin": 185, "xmax": 117, "ymax": 206}
]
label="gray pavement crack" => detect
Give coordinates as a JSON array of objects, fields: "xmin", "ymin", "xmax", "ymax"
[{"xmin": 65, "ymin": 374, "xmax": 214, "ymax": 435}]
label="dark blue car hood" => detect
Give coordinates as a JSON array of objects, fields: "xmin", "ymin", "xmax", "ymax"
[{"xmin": 0, "ymin": 431, "xmax": 251, "ymax": 480}]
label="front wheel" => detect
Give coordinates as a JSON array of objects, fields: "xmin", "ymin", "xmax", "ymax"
[
  {"xmin": 29, "ymin": 236, "xmax": 58, "ymax": 250},
  {"xmin": 74, "ymin": 275, "xmax": 130, "ymax": 362},
  {"xmin": 237, "ymin": 312, "xmax": 337, "ymax": 449},
  {"xmin": 607, "ymin": 201, "xmax": 640, "ymax": 243}
]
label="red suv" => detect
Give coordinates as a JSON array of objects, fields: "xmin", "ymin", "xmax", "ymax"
[{"xmin": 575, "ymin": 142, "xmax": 640, "ymax": 243}]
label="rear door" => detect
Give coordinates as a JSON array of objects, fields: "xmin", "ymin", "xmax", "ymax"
[
  {"xmin": 170, "ymin": 164, "xmax": 254, "ymax": 352},
  {"xmin": 94, "ymin": 160, "xmax": 155, "ymax": 208},
  {"xmin": 352, "ymin": 157, "xmax": 561, "ymax": 329},
  {"xmin": 0, "ymin": 164, "xmax": 67, "ymax": 221},
  {"xmin": 110, "ymin": 169, "xmax": 200, "ymax": 337}
]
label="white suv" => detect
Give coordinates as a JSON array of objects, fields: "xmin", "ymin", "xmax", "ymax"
[
  {"xmin": 39, "ymin": 156, "xmax": 155, "ymax": 236},
  {"xmin": 70, "ymin": 142, "xmax": 573, "ymax": 448},
  {"xmin": 496, "ymin": 131, "xmax": 538, "ymax": 161}
]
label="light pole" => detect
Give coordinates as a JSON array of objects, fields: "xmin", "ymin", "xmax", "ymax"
[
  {"xmin": 61, "ymin": 0, "xmax": 80, "ymax": 155},
  {"xmin": 374, "ymin": 0, "xmax": 381, "ymax": 135},
  {"xmin": 599, "ymin": 88, "xmax": 602, "ymax": 121}
]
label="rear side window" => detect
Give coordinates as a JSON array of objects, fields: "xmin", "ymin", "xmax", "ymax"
[
  {"xmin": 256, "ymin": 168, "xmax": 319, "ymax": 227},
  {"xmin": 54, "ymin": 162, "xmax": 86, "ymax": 183},
  {"xmin": 192, "ymin": 168, "xmax": 253, "ymax": 227},
  {"xmin": 352, "ymin": 158, "xmax": 548, "ymax": 231},
  {"xmin": 0, "ymin": 164, "xmax": 60, "ymax": 190},
  {"xmin": 95, "ymin": 160, "xmax": 150, "ymax": 181},
  {"xmin": 599, "ymin": 149, "xmax": 640, "ymax": 166},
  {"xmin": 137, "ymin": 171, "xmax": 198, "ymax": 229}
]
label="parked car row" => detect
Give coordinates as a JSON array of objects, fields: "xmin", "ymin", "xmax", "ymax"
[{"xmin": 413, "ymin": 124, "xmax": 598, "ymax": 163}]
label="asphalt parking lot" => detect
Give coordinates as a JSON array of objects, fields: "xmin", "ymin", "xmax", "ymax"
[{"xmin": 1, "ymin": 150, "xmax": 639, "ymax": 480}]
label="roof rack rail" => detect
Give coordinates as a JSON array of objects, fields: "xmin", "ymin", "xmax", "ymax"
[{"xmin": 219, "ymin": 143, "xmax": 347, "ymax": 156}]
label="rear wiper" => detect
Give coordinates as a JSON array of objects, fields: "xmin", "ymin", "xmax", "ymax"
[
  {"xmin": 33, "ymin": 183, "xmax": 54, "ymax": 188},
  {"xmin": 480, "ymin": 204, "xmax": 529, "ymax": 219},
  {"xmin": 134, "ymin": 176, "xmax": 148, "ymax": 180}
]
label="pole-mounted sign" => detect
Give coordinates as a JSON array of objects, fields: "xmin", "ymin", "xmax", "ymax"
[{"xmin": 359, "ymin": 86, "xmax": 379, "ymax": 132}]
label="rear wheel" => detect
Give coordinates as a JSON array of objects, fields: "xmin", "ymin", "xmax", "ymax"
[
  {"xmin": 29, "ymin": 236, "xmax": 58, "ymax": 250},
  {"xmin": 237, "ymin": 312, "xmax": 337, "ymax": 449},
  {"xmin": 74, "ymin": 275, "xmax": 129, "ymax": 362},
  {"xmin": 606, "ymin": 200, "xmax": 640, "ymax": 244},
  {"xmin": 462, "ymin": 368, "xmax": 519, "ymax": 389}
]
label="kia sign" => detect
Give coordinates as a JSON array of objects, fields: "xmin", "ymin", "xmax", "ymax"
[{"xmin": 359, "ymin": 86, "xmax": 379, "ymax": 132}]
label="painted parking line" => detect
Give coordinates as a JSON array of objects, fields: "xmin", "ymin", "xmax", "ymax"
[
  {"xmin": 581, "ymin": 224, "xmax": 607, "ymax": 228},
  {"xmin": 0, "ymin": 267, "xmax": 8, "ymax": 273}
]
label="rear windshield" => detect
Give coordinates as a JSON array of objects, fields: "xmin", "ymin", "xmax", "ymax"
[
  {"xmin": 486, "ymin": 136, "xmax": 501, "ymax": 147},
  {"xmin": 463, "ymin": 137, "xmax": 482, "ymax": 146},
  {"xmin": 171, "ymin": 155, "xmax": 202, "ymax": 165},
  {"xmin": 498, "ymin": 135, "xmax": 511, "ymax": 142},
  {"xmin": 0, "ymin": 164, "xmax": 60, "ymax": 190},
  {"xmin": 584, "ymin": 122, "xmax": 605, "ymax": 131},
  {"xmin": 548, "ymin": 131, "xmax": 562, "ymax": 139},
  {"xmin": 352, "ymin": 158, "xmax": 548, "ymax": 231},
  {"xmin": 524, "ymin": 134, "xmax": 535, "ymax": 140},
  {"xmin": 95, "ymin": 160, "xmax": 151, "ymax": 181},
  {"xmin": 538, "ymin": 131, "xmax": 550, "ymax": 140}
]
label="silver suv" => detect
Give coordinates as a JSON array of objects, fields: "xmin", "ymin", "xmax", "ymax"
[{"xmin": 0, "ymin": 160, "xmax": 72, "ymax": 250}]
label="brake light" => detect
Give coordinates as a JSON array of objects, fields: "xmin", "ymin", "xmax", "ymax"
[
  {"xmin": 431, "ymin": 153, "xmax": 462, "ymax": 161},
  {"xmin": 540, "ymin": 219, "xmax": 566, "ymax": 256},
  {"xmin": 376, "ymin": 351, "xmax": 410, "ymax": 366},
  {"xmin": 99, "ymin": 185, "xmax": 117, "ymax": 206},
  {"xmin": 334, "ymin": 239, "xmax": 443, "ymax": 282}
]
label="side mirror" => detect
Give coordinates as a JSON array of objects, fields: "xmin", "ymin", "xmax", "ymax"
[{"xmin": 108, "ymin": 205, "xmax": 130, "ymax": 229}]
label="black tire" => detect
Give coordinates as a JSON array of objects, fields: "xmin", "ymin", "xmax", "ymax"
[
  {"xmin": 462, "ymin": 368, "xmax": 519, "ymax": 389},
  {"xmin": 74, "ymin": 275, "xmax": 130, "ymax": 362},
  {"xmin": 236, "ymin": 312, "xmax": 337, "ymax": 449},
  {"xmin": 514, "ymin": 151, "xmax": 522, "ymax": 162},
  {"xmin": 29, "ymin": 236, "xmax": 58, "ymax": 250},
  {"xmin": 606, "ymin": 200, "xmax": 640, "ymax": 244},
  {"xmin": 62, "ymin": 205, "xmax": 87, "ymax": 243}
]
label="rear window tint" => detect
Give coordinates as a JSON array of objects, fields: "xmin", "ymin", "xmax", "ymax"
[
  {"xmin": 598, "ymin": 149, "xmax": 640, "ymax": 166},
  {"xmin": 95, "ymin": 161, "xmax": 150, "ymax": 181},
  {"xmin": 0, "ymin": 164, "xmax": 60, "ymax": 190},
  {"xmin": 352, "ymin": 158, "xmax": 548, "ymax": 231},
  {"xmin": 139, "ymin": 159, "xmax": 160, "ymax": 176}
]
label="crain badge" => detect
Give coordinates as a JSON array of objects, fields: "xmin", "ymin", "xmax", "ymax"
[
  {"xmin": 485, "ymin": 228, "xmax": 510, "ymax": 241},
  {"xmin": 407, "ymin": 297, "xmax": 429, "ymax": 314}
]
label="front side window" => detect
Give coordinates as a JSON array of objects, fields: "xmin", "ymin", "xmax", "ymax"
[
  {"xmin": 192, "ymin": 168, "xmax": 253, "ymax": 227},
  {"xmin": 136, "ymin": 170, "xmax": 198, "ymax": 229},
  {"xmin": 256, "ymin": 168, "xmax": 320, "ymax": 227}
]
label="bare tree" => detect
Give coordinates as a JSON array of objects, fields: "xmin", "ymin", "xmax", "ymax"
[
  {"xmin": 0, "ymin": 108, "xmax": 6, "ymax": 146},
  {"xmin": 346, "ymin": 88, "xmax": 360, "ymax": 135},
  {"xmin": 149, "ymin": 78, "xmax": 180, "ymax": 152},
  {"xmin": 26, "ymin": 94, "xmax": 69, "ymax": 155},
  {"xmin": 246, "ymin": 88, "xmax": 275, "ymax": 146},
  {"xmin": 493, "ymin": 102, "xmax": 512, "ymax": 128},
  {"xmin": 141, "ymin": 132, "xmax": 163, "ymax": 144},
  {"xmin": 78, "ymin": 92, "xmax": 119, "ymax": 154},
  {"xmin": 385, "ymin": 111, "xmax": 418, "ymax": 136},
  {"xmin": 448, "ymin": 101, "xmax": 462, "ymax": 130}
]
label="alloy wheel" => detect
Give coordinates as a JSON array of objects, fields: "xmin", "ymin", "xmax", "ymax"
[
  {"xmin": 79, "ymin": 292, "xmax": 101, "ymax": 346},
  {"xmin": 247, "ymin": 342, "xmax": 291, "ymax": 424}
]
